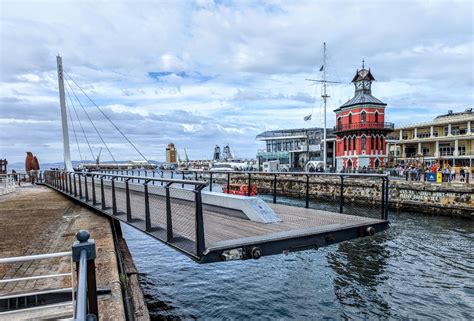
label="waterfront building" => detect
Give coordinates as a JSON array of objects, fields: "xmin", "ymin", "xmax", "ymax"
[
  {"xmin": 386, "ymin": 108, "xmax": 474, "ymax": 168},
  {"xmin": 256, "ymin": 127, "xmax": 335, "ymax": 171},
  {"xmin": 166, "ymin": 143, "xmax": 177, "ymax": 164},
  {"xmin": 334, "ymin": 65, "xmax": 394, "ymax": 171}
]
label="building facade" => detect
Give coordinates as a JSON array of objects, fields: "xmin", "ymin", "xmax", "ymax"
[
  {"xmin": 334, "ymin": 66, "xmax": 394, "ymax": 171},
  {"xmin": 387, "ymin": 109, "xmax": 474, "ymax": 168},
  {"xmin": 165, "ymin": 143, "xmax": 177, "ymax": 164},
  {"xmin": 256, "ymin": 127, "xmax": 335, "ymax": 171}
]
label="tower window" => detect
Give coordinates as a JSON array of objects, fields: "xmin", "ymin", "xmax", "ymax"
[
  {"xmin": 361, "ymin": 136, "xmax": 366, "ymax": 151},
  {"xmin": 348, "ymin": 113, "xmax": 352, "ymax": 124},
  {"xmin": 374, "ymin": 111, "xmax": 379, "ymax": 123},
  {"xmin": 361, "ymin": 111, "xmax": 366, "ymax": 123},
  {"xmin": 337, "ymin": 117, "xmax": 342, "ymax": 129}
]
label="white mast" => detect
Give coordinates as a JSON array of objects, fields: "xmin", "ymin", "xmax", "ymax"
[
  {"xmin": 322, "ymin": 42, "xmax": 328, "ymax": 170},
  {"xmin": 56, "ymin": 55, "xmax": 74, "ymax": 171}
]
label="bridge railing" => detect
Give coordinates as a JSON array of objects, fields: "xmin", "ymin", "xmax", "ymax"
[
  {"xmin": 43, "ymin": 170, "xmax": 208, "ymax": 259},
  {"xmin": 93, "ymin": 169, "xmax": 389, "ymax": 220}
]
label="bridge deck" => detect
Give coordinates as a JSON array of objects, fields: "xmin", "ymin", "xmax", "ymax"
[{"xmin": 48, "ymin": 179, "xmax": 389, "ymax": 263}]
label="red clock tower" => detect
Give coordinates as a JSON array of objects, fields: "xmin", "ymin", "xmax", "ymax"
[{"xmin": 334, "ymin": 63, "xmax": 393, "ymax": 172}]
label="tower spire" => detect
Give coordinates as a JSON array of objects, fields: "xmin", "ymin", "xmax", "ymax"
[{"xmin": 362, "ymin": 58, "xmax": 365, "ymax": 69}]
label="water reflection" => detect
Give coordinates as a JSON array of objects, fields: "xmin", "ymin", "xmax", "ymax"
[{"xmin": 328, "ymin": 233, "xmax": 391, "ymax": 318}]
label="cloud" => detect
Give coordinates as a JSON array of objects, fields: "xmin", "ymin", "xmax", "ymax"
[{"xmin": 1, "ymin": 0, "xmax": 473, "ymax": 163}]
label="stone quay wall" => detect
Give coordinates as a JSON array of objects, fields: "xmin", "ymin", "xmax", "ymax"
[{"xmin": 229, "ymin": 174, "xmax": 473, "ymax": 219}]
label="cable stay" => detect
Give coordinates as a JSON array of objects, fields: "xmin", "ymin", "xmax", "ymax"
[
  {"xmin": 64, "ymin": 71, "xmax": 152, "ymax": 166},
  {"xmin": 65, "ymin": 97, "xmax": 84, "ymax": 164},
  {"xmin": 65, "ymin": 87, "xmax": 96, "ymax": 161},
  {"xmin": 64, "ymin": 78, "xmax": 118, "ymax": 167}
]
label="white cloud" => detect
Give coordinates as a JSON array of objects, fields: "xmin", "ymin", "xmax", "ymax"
[{"xmin": 0, "ymin": 0, "xmax": 473, "ymax": 164}]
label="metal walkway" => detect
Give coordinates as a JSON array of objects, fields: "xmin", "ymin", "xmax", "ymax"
[{"xmin": 43, "ymin": 171, "xmax": 389, "ymax": 264}]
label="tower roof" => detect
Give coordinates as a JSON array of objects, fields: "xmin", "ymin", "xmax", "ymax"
[{"xmin": 351, "ymin": 68, "xmax": 375, "ymax": 82}]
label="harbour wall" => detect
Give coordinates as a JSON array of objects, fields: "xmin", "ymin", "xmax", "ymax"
[{"xmin": 229, "ymin": 175, "xmax": 473, "ymax": 219}]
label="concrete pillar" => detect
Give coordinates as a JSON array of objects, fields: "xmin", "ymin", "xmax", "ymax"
[
  {"xmin": 468, "ymin": 121, "xmax": 471, "ymax": 134},
  {"xmin": 418, "ymin": 142, "xmax": 422, "ymax": 155},
  {"xmin": 448, "ymin": 124, "xmax": 452, "ymax": 136},
  {"xmin": 399, "ymin": 129, "xmax": 403, "ymax": 140},
  {"xmin": 402, "ymin": 144, "xmax": 406, "ymax": 158},
  {"xmin": 414, "ymin": 127, "xmax": 418, "ymax": 139},
  {"xmin": 435, "ymin": 140, "xmax": 439, "ymax": 157},
  {"xmin": 394, "ymin": 143, "xmax": 398, "ymax": 157},
  {"xmin": 454, "ymin": 139, "xmax": 459, "ymax": 156},
  {"xmin": 430, "ymin": 126, "xmax": 434, "ymax": 137}
]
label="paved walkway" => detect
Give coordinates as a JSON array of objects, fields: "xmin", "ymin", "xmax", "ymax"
[{"xmin": 0, "ymin": 185, "xmax": 125, "ymax": 320}]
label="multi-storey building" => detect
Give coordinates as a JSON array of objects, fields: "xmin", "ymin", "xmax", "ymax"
[
  {"xmin": 256, "ymin": 127, "xmax": 335, "ymax": 171},
  {"xmin": 165, "ymin": 143, "xmax": 177, "ymax": 164},
  {"xmin": 334, "ymin": 65, "xmax": 394, "ymax": 171},
  {"xmin": 387, "ymin": 109, "xmax": 474, "ymax": 168}
]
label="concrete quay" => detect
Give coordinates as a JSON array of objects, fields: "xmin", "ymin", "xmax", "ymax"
[{"xmin": 0, "ymin": 185, "xmax": 148, "ymax": 320}]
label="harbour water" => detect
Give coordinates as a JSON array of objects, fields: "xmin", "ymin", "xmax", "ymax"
[{"xmin": 122, "ymin": 196, "xmax": 474, "ymax": 320}]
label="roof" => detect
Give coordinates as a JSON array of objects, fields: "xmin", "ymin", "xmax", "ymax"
[
  {"xmin": 395, "ymin": 108, "xmax": 474, "ymax": 130},
  {"xmin": 334, "ymin": 91, "xmax": 386, "ymax": 111},
  {"xmin": 256, "ymin": 127, "xmax": 335, "ymax": 140},
  {"xmin": 351, "ymin": 68, "xmax": 375, "ymax": 82}
]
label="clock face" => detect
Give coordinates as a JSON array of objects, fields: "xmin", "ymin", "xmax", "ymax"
[
  {"xmin": 363, "ymin": 80, "xmax": 371, "ymax": 89},
  {"xmin": 356, "ymin": 81, "xmax": 364, "ymax": 90}
]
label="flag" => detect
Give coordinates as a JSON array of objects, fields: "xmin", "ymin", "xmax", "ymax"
[
  {"xmin": 304, "ymin": 114, "xmax": 312, "ymax": 121},
  {"xmin": 319, "ymin": 65, "xmax": 324, "ymax": 72}
]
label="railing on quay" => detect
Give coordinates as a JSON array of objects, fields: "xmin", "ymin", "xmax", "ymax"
[
  {"xmin": 43, "ymin": 170, "xmax": 208, "ymax": 259},
  {"xmin": 0, "ymin": 230, "xmax": 98, "ymax": 321},
  {"xmin": 91, "ymin": 169, "xmax": 389, "ymax": 221}
]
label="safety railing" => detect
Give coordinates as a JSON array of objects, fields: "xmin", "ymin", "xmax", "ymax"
[
  {"xmin": 334, "ymin": 121, "xmax": 394, "ymax": 133},
  {"xmin": 92, "ymin": 169, "xmax": 389, "ymax": 220},
  {"xmin": 0, "ymin": 230, "xmax": 97, "ymax": 320},
  {"xmin": 0, "ymin": 174, "xmax": 16, "ymax": 195},
  {"xmin": 43, "ymin": 170, "xmax": 208, "ymax": 258}
]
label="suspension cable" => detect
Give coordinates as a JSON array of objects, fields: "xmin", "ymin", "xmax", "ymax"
[
  {"xmin": 64, "ymin": 78, "xmax": 117, "ymax": 166},
  {"xmin": 64, "ymin": 71, "xmax": 151, "ymax": 165},
  {"xmin": 65, "ymin": 97, "xmax": 84, "ymax": 164},
  {"xmin": 65, "ymin": 86, "xmax": 95, "ymax": 161}
]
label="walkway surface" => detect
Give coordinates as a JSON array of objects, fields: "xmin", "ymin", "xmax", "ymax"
[{"xmin": 0, "ymin": 185, "xmax": 125, "ymax": 320}]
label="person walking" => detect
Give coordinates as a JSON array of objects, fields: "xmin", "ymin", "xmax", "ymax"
[
  {"xmin": 451, "ymin": 167, "xmax": 456, "ymax": 182},
  {"xmin": 460, "ymin": 167, "xmax": 465, "ymax": 182}
]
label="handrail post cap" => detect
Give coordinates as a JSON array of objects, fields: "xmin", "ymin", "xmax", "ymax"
[{"xmin": 76, "ymin": 230, "xmax": 90, "ymax": 242}]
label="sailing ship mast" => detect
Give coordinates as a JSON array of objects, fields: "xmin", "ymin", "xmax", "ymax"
[{"xmin": 306, "ymin": 43, "xmax": 339, "ymax": 171}]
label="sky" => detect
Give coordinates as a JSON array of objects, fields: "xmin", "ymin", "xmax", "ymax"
[{"xmin": 1, "ymin": 0, "xmax": 473, "ymax": 164}]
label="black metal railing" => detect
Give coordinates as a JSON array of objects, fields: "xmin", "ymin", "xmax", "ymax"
[
  {"xmin": 334, "ymin": 122, "xmax": 394, "ymax": 133},
  {"xmin": 43, "ymin": 171, "xmax": 208, "ymax": 258},
  {"xmin": 92, "ymin": 169, "xmax": 389, "ymax": 220}
]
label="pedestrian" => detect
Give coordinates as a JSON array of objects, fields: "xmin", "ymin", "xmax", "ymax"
[
  {"xmin": 460, "ymin": 168, "xmax": 465, "ymax": 182},
  {"xmin": 451, "ymin": 167, "xmax": 456, "ymax": 181}
]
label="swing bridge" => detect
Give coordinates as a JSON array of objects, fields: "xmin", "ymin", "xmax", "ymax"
[{"xmin": 40, "ymin": 56, "xmax": 390, "ymax": 264}]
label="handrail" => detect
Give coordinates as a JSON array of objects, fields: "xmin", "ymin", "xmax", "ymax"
[
  {"xmin": 0, "ymin": 251, "xmax": 72, "ymax": 264},
  {"xmin": 334, "ymin": 121, "xmax": 394, "ymax": 132},
  {"xmin": 85, "ymin": 171, "xmax": 208, "ymax": 187},
  {"xmin": 95, "ymin": 169, "xmax": 389, "ymax": 179}
]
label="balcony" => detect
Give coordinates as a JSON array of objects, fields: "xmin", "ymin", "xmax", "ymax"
[{"xmin": 334, "ymin": 122, "xmax": 394, "ymax": 133}]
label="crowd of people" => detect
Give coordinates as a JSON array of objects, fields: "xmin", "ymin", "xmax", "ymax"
[{"xmin": 395, "ymin": 162, "xmax": 471, "ymax": 183}]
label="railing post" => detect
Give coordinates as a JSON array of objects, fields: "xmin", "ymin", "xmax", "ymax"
[
  {"xmin": 144, "ymin": 181, "xmax": 151, "ymax": 231},
  {"xmin": 247, "ymin": 173, "xmax": 252, "ymax": 197},
  {"xmin": 111, "ymin": 177, "xmax": 117, "ymax": 215},
  {"xmin": 65, "ymin": 172, "xmax": 69, "ymax": 193},
  {"xmin": 125, "ymin": 178, "xmax": 132, "ymax": 222},
  {"xmin": 84, "ymin": 174, "xmax": 89, "ymax": 202},
  {"xmin": 91, "ymin": 175, "xmax": 97, "ymax": 205},
  {"xmin": 165, "ymin": 183, "xmax": 173, "ymax": 242},
  {"xmin": 100, "ymin": 176, "xmax": 106, "ymax": 210},
  {"xmin": 385, "ymin": 177, "xmax": 389, "ymax": 220},
  {"xmin": 73, "ymin": 174, "xmax": 77, "ymax": 197},
  {"xmin": 152, "ymin": 171, "xmax": 155, "ymax": 185},
  {"xmin": 195, "ymin": 186, "xmax": 205, "ymax": 256},
  {"xmin": 381, "ymin": 177, "xmax": 386, "ymax": 219},
  {"xmin": 273, "ymin": 174, "xmax": 277, "ymax": 203},
  {"xmin": 305, "ymin": 174, "xmax": 310, "ymax": 208},
  {"xmin": 209, "ymin": 172, "xmax": 213, "ymax": 192},
  {"xmin": 339, "ymin": 176, "xmax": 344, "ymax": 213},
  {"xmin": 69, "ymin": 173, "xmax": 73, "ymax": 194},
  {"xmin": 182, "ymin": 172, "xmax": 185, "ymax": 188},
  {"xmin": 72, "ymin": 230, "xmax": 98, "ymax": 320},
  {"xmin": 78, "ymin": 174, "xmax": 83, "ymax": 199},
  {"xmin": 227, "ymin": 172, "xmax": 230, "ymax": 193}
]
